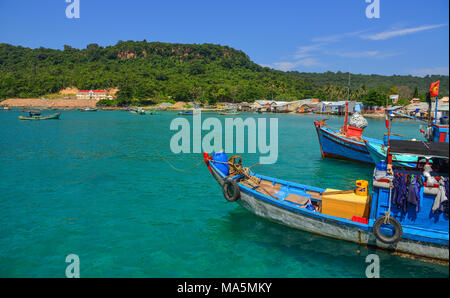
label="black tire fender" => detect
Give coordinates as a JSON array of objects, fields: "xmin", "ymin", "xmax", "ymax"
[
  {"xmin": 222, "ymin": 179, "xmax": 240, "ymax": 202},
  {"xmin": 373, "ymin": 216, "xmax": 403, "ymax": 245}
]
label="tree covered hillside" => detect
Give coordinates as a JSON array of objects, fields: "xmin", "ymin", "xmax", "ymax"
[{"xmin": 0, "ymin": 41, "xmax": 448, "ymax": 106}]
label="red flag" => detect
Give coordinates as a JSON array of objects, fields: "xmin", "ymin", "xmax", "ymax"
[
  {"xmin": 430, "ymin": 81, "xmax": 440, "ymax": 97},
  {"xmin": 385, "ymin": 114, "xmax": 389, "ymax": 129}
]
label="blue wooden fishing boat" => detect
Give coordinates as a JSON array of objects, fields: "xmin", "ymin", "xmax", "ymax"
[
  {"xmin": 178, "ymin": 111, "xmax": 193, "ymax": 115},
  {"xmin": 365, "ymin": 141, "xmax": 420, "ymax": 168},
  {"xmin": 314, "ymin": 119, "xmax": 383, "ymax": 164},
  {"xmin": 203, "ymin": 142, "xmax": 449, "ymax": 261},
  {"xmin": 364, "ymin": 107, "xmax": 449, "ymax": 167}
]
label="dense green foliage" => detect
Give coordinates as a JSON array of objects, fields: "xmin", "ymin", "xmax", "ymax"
[{"xmin": 0, "ymin": 41, "xmax": 448, "ymax": 106}]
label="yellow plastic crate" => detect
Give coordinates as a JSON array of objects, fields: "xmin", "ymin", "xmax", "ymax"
[{"xmin": 321, "ymin": 189, "xmax": 370, "ymax": 220}]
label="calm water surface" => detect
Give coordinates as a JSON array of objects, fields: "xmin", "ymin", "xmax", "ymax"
[{"xmin": 0, "ymin": 110, "xmax": 447, "ymax": 277}]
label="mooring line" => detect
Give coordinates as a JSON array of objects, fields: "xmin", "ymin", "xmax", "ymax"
[{"xmin": 162, "ymin": 158, "xmax": 205, "ymax": 172}]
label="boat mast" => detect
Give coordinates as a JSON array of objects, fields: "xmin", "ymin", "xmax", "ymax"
[
  {"xmin": 426, "ymin": 92, "xmax": 433, "ymax": 141},
  {"xmin": 343, "ymin": 71, "xmax": 350, "ymax": 134}
]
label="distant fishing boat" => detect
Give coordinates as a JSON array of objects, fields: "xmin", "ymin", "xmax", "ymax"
[
  {"xmin": 218, "ymin": 111, "xmax": 240, "ymax": 116},
  {"xmin": 178, "ymin": 111, "xmax": 193, "ymax": 115},
  {"xmin": 203, "ymin": 143, "xmax": 449, "ymax": 261},
  {"xmin": 19, "ymin": 111, "xmax": 60, "ymax": 120},
  {"xmin": 80, "ymin": 107, "xmax": 97, "ymax": 112},
  {"xmin": 129, "ymin": 108, "xmax": 145, "ymax": 115}
]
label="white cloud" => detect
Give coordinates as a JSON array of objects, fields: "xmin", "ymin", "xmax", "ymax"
[
  {"xmin": 333, "ymin": 51, "xmax": 379, "ymax": 58},
  {"xmin": 265, "ymin": 24, "xmax": 441, "ymax": 72},
  {"xmin": 328, "ymin": 50, "xmax": 401, "ymax": 59},
  {"xmin": 296, "ymin": 58, "xmax": 322, "ymax": 67},
  {"xmin": 312, "ymin": 30, "xmax": 368, "ymax": 43},
  {"xmin": 272, "ymin": 61, "xmax": 299, "ymax": 71},
  {"xmin": 294, "ymin": 44, "xmax": 322, "ymax": 59},
  {"xmin": 363, "ymin": 24, "xmax": 446, "ymax": 40},
  {"xmin": 272, "ymin": 58, "xmax": 323, "ymax": 71},
  {"xmin": 410, "ymin": 66, "xmax": 449, "ymax": 77}
]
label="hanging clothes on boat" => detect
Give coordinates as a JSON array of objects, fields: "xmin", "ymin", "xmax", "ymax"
[
  {"xmin": 432, "ymin": 177, "xmax": 449, "ymax": 214},
  {"xmin": 393, "ymin": 173, "xmax": 408, "ymax": 212},
  {"xmin": 392, "ymin": 173, "xmax": 424, "ymax": 212},
  {"xmin": 407, "ymin": 175, "xmax": 423, "ymax": 212}
]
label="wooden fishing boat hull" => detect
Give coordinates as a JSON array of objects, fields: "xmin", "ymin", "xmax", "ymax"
[
  {"xmin": 19, "ymin": 113, "xmax": 60, "ymax": 120},
  {"xmin": 364, "ymin": 141, "xmax": 419, "ymax": 168},
  {"xmin": 218, "ymin": 112, "xmax": 239, "ymax": 116},
  {"xmin": 314, "ymin": 121, "xmax": 383, "ymax": 164},
  {"xmin": 206, "ymin": 158, "xmax": 448, "ymax": 261}
]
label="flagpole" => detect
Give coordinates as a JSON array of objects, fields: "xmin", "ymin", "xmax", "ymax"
[{"xmin": 434, "ymin": 96, "xmax": 438, "ymax": 124}]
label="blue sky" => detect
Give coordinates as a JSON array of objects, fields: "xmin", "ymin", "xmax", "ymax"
[{"xmin": 0, "ymin": 0, "xmax": 448, "ymax": 76}]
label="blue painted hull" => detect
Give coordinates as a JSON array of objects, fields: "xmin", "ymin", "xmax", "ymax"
[
  {"xmin": 432, "ymin": 124, "xmax": 449, "ymax": 143},
  {"xmin": 314, "ymin": 122, "xmax": 382, "ymax": 164},
  {"xmin": 365, "ymin": 141, "xmax": 418, "ymax": 168},
  {"xmin": 205, "ymin": 156, "xmax": 449, "ymax": 261}
]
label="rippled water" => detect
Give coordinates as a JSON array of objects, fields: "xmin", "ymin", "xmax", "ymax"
[{"xmin": 0, "ymin": 109, "xmax": 447, "ymax": 277}]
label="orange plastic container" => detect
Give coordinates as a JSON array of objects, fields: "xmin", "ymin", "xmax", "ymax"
[{"xmin": 346, "ymin": 125, "xmax": 363, "ymax": 138}]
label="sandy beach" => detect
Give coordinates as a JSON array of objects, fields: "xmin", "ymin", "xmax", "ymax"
[{"xmin": 0, "ymin": 98, "xmax": 99, "ymax": 109}]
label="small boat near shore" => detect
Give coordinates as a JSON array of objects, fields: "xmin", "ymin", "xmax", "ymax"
[
  {"xmin": 178, "ymin": 110, "xmax": 194, "ymax": 116},
  {"xmin": 80, "ymin": 107, "xmax": 97, "ymax": 112},
  {"xmin": 19, "ymin": 110, "xmax": 60, "ymax": 120},
  {"xmin": 203, "ymin": 141, "xmax": 449, "ymax": 261},
  {"xmin": 218, "ymin": 111, "xmax": 240, "ymax": 116}
]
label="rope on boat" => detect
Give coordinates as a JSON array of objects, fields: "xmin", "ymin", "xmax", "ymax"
[
  {"xmin": 385, "ymin": 181, "xmax": 393, "ymax": 224},
  {"xmin": 161, "ymin": 157, "xmax": 205, "ymax": 172},
  {"xmin": 212, "ymin": 158, "xmax": 278, "ymax": 200}
]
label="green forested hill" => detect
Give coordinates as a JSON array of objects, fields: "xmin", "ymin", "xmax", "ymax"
[
  {"xmin": 0, "ymin": 41, "xmax": 448, "ymax": 106},
  {"xmin": 290, "ymin": 71, "xmax": 449, "ymax": 97}
]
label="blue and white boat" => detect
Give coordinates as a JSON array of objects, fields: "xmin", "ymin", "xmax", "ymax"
[
  {"xmin": 364, "ymin": 141, "xmax": 420, "ymax": 168},
  {"xmin": 314, "ymin": 120, "xmax": 383, "ymax": 164},
  {"xmin": 178, "ymin": 110, "xmax": 194, "ymax": 115},
  {"xmin": 203, "ymin": 142, "xmax": 449, "ymax": 261}
]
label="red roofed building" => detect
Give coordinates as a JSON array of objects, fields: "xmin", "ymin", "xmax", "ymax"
[{"xmin": 77, "ymin": 90, "xmax": 110, "ymax": 100}]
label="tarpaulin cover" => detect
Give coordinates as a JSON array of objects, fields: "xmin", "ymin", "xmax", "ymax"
[{"xmin": 389, "ymin": 140, "xmax": 449, "ymax": 158}]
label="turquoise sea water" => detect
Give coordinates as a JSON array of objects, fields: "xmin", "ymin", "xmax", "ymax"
[{"xmin": 0, "ymin": 109, "xmax": 447, "ymax": 278}]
